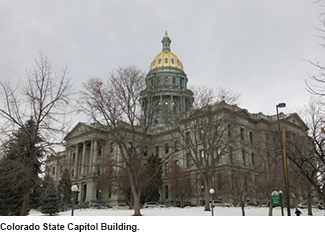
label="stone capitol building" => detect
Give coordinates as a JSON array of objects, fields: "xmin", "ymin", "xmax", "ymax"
[{"xmin": 46, "ymin": 32, "xmax": 308, "ymax": 207}]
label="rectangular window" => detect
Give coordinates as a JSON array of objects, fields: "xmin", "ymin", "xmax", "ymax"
[
  {"xmin": 186, "ymin": 153, "xmax": 191, "ymax": 169},
  {"xmin": 240, "ymin": 128, "xmax": 244, "ymax": 140},
  {"xmin": 200, "ymin": 150, "xmax": 205, "ymax": 162},
  {"xmin": 98, "ymin": 145, "xmax": 102, "ymax": 156},
  {"xmin": 249, "ymin": 132, "xmax": 253, "ymax": 144},
  {"xmin": 242, "ymin": 149, "xmax": 246, "ymax": 166},
  {"xmin": 251, "ymin": 153, "xmax": 255, "ymax": 166},
  {"xmin": 229, "ymin": 147, "xmax": 233, "ymax": 164},
  {"xmin": 155, "ymin": 146, "xmax": 159, "ymax": 157},
  {"xmin": 165, "ymin": 143, "xmax": 169, "ymax": 154}
]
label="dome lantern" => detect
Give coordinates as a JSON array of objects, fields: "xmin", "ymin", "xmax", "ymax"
[{"xmin": 162, "ymin": 31, "xmax": 171, "ymax": 51}]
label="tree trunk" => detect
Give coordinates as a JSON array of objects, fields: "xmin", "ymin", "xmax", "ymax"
[
  {"xmin": 132, "ymin": 194, "xmax": 141, "ymax": 216},
  {"xmin": 204, "ymin": 187, "xmax": 211, "ymax": 211},
  {"xmin": 20, "ymin": 189, "xmax": 30, "ymax": 216},
  {"xmin": 268, "ymin": 204, "xmax": 273, "ymax": 216},
  {"xmin": 241, "ymin": 203, "xmax": 246, "ymax": 216}
]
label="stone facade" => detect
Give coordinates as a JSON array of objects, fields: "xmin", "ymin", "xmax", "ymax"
[{"xmin": 45, "ymin": 33, "xmax": 309, "ymax": 207}]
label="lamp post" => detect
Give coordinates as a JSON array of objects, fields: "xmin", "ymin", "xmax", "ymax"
[
  {"xmin": 209, "ymin": 188, "xmax": 215, "ymax": 216},
  {"xmin": 71, "ymin": 185, "xmax": 78, "ymax": 216},
  {"xmin": 276, "ymin": 103, "xmax": 291, "ymax": 216},
  {"xmin": 279, "ymin": 190, "xmax": 284, "ymax": 216}
]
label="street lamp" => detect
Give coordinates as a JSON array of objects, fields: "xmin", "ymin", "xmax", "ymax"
[
  {"xmin": 209, "ymin": 188, "xmax": 215, "ymax": 216},
  {"xmin": 276, "ymin": 103, "xmax": 291, "ymax": 216},
  {"xmin": 71, "ymin": 185, "xmax": 78, "ymax": 216}
]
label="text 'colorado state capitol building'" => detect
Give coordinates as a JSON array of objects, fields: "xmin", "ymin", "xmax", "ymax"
[{"xmin": 46, "ymin": 32, "xmax": 308, "ymax": 207}]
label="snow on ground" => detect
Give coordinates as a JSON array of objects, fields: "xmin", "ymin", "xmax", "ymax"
[
  {"xmin": 5, "ymin": 206, "xmax": 323, "ymax": 243},
  {"xmin": 29, "ymin": 206, "xmax": 325, "ymax": 216}
]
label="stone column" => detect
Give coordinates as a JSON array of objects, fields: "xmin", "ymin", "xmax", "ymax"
[
  {"xmin": 81, "ymin": 142, "xmax": 86, "ymax": 176},
  {"xmin": 93, "ymin": 140, "xmax": 98, "ymax": 175},
  {"xmin": 89, "ymin": 141, "xmax": 94, "ymax": 175},
  {"xmin": 75, "ymin": 145, "xmax": 79, "ymax": 178}
]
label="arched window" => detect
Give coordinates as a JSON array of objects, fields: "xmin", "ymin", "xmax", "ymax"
[{"xmin": 164, "ymin": 101, "xmax": 169, "ymax": 113}]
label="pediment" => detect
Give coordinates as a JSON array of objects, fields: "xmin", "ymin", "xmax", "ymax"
[
  {"xmin": 64, "ymin": 122, "xmax": 94, "ymax": 140},
  {"xmin": 284, "ymin": 113, "xmax": 308, "ymax": 132}
]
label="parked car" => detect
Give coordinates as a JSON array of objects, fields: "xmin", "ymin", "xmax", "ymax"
[
  {"xmin": 143, "ymin": 202, "xmax": 165, "ymax": 208},
  {"xmin": 174, "ymin": 201, "xmax": 197, "ymax": 207},
  {"xmin": 210, "ymin": 200, "xmax": 231, "ymax": 207},
  {"xmin": 89, "ymin": 204, "xmax": 106, "ymax": 209},
  {"xmin": 245, "ymin": 202, "xmax": 257, "ymax": 207},
  {"xmin": 297, "ymin": 202, "xmax": 308, "ymax": 209}
]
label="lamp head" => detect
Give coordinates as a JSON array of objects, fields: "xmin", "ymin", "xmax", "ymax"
[
  {"xmin": 209, "ymin": 188, "xmax": 215, "ymax": 194},
  {"xmin": 71, "ymin": 185, "xmax": 78, "ymax": 192},
  {"xmin": 277, "ymin": 103, "xmax": 286, "ymax": 108}
]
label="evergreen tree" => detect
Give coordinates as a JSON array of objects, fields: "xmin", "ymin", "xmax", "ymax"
[
  {"xmin": 0, "ymin": 118, "xmax": 44, "ymax": 215},
  {"xmin": 40, "ymin": 177, "xmax": 59, "ymax": 216},
  {"xmin": 141, "ymin": 155, "xmax": 163, "ymax": 203},
  {"xmin": 0, "ymin": 162, "xmax": 23, "ymax": 215},
  {"xmin": 57, "ymin": 168, "xmax": 72, "ymax": 211}
]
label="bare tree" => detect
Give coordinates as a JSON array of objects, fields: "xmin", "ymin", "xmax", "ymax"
[
  {"xmin": 306, "ymin": 0, "xmax": 325, "ymax": 97},
  {"xmin": 0, "ymin": 51, "xmax": 73, "ymax": 215},
  {"xmin": 286, "ymin": 98, "xmax": 325, "ymax": 209},
  {"xmin": 80, "ymin": 66, "xmax": 172, "ymax": 215},
  {"xmin": 224, "ymin": 168, "xmax": 256, "ymax": 216},
  {"xmin": 169, "ymin": 88, "xmax": 241, "ymax": 211},
  {"xmin": 166, "ymin": 160, "xmax": 193, "ymax": 208}
]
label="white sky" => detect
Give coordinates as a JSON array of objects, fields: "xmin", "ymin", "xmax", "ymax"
[{"xmin": 1, "ymin": 0, "xmax": 324, "ymax": 126}]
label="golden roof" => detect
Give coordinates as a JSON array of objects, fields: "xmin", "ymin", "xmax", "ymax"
[
  {"xmin": 149, "ymin": 51, "xmax": 184, "ymax": 72},
  {"xmin": 148, "ymin": 32, "xmax": 184, "ymax": 72}
]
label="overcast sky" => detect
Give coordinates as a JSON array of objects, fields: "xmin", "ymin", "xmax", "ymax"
[{"xmin": 1, "ymin": 0, "xmax": 324, "ymax": 126}]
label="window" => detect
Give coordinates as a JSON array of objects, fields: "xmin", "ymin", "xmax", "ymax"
[
  {"xmin": 164, "ymin": 162, "xmax": 169, "ymax": 174},
  {"xmin": 229, "ymin": 146, "xmax": 233, "ymax": 164},
  {"xmin": 52, "ymin": 167, "xmax": 56, "ymax": 176},
  {"xmin": 158, "ymin": 59, "xmax": 161, "ymax": 64},
  {"xmin": 155, "ymin": 146, "xmax": 159, "ymax": 157},
  {"xmin": 172, "ymin": 102, "xmax": 177, "ymax": 113},
  {"xmin": 72, "ymin": 152, "xmax": 76, "ymax": 162},
  {"xmin": 164, "ymin": 101, "xmax": 169, "ymax": 113},
  {"xmin": 165, "ymin": 143, "xmax": 169, "ymax": 154},
  {"xmin": 240, "ymin": 128, "xmax": 244, "ymax": 140},
  {"xmin": 249, "ymin": 132, "xmax": 253, "ymax": 143},
  {"xmin": 110, "ymin": 142, "xmax": 114, "ymax": 153},
  {"xmin": 174, "ymin": 141, "xmax": 179, "ymax": 152},
  {"xmin": 186, "ymin": 153, "xmax": 191, "ymax": 169},
  {"xmin": 98, "ymin": 145, "xmax": 102, "ymax": 156},
  {"xmin": 242, "ymin": 149, "xmax": 246, "ymax": 166},
  {"xmin": 200, "ymin": 150, "xmax": 205, "ymax": 162},
  {"xmin": 165, "ymin": 58, "xmax": 168, "ymax": 63},
  {"xmin": 251, "ymin": 153, "xmax": 255, "ymax": 166},
  {"xmin": 171, "ymin": 58, "xmax": 174, "ymax": 64}
]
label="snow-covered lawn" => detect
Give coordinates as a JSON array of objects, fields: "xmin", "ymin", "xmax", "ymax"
[
  {"xmin": 3, "ymin": 206, "xmax": 323, "ymax": 243},
  {"xmin": 29, "ymin": 206, "xmax": 325, "ymax": 216}
]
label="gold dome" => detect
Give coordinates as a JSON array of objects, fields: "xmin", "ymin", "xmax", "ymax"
[
  {"xmin": 148, "ymin": 32, "xmax": 184, "ymax": 73},
  {"xmin": 149, "ymin": 51, "xmax": 184, "ymax": 72}
]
